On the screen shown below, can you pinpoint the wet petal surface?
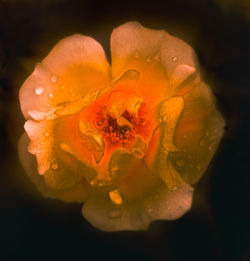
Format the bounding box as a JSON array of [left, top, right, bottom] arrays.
[[19, 22, 225, 231]]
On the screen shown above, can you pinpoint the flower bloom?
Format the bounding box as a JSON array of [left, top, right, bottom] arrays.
[[19, 22, 225, 231]]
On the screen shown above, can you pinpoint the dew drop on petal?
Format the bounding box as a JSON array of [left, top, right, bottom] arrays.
[[196, 164, 202, 171], [154, 52, 161, 61], [132, 148, 144, 159], [51, 75, 57, 83], [108, 209, 122, 219], [175, 159, 185, 167], [49, 93, 54, 98], [171, 186, 177, 191], [51, 163, 58, 170], [109, 189, 123, 205], [34, 86, 44, 95], [199, 137, 206, 147], [172, 56, 178, 62], [60, 143, 72, 153], [133, 50, 140, 58], [208, 143, 214, 151]]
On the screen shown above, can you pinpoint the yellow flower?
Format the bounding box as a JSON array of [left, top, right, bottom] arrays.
[[19, 21, 225, 231]]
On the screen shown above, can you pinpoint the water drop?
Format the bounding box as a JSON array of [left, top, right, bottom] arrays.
[[154, 52, 161, 61], [35, 86, 44, 95], [208, 144, 214, 151], [172, 56, 178, 62], [132, 148, 144, 159], [133, 51, 140, 58], [110, 167, 119, 179], [27, 109, 56, 121], [51, 75, 57, 83], [175, 159, 185, 167], [60, 143, 71, 153], [109, 189, 122, 205], [51, 163, 58, 170], [49, 93, 54, 98], [171, 186, 177, 191], [196, 164, 202, 171], [108, 209, 122, 219], [199, 138, 206, 146]]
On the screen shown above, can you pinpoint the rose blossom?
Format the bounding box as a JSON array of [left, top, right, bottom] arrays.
[[19, 22, 225, 231]]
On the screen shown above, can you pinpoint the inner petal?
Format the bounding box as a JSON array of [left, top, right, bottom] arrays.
[[53, 71, 158, 187]]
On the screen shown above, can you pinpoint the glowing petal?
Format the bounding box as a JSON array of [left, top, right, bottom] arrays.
[[144, 181, 193, 220], [19, 134, 91, 202], [24, 119, 55, 175], [20, 34, 111, 119], [172, 83, 225, 184], [109, 151, 159, 201], [111, 21, 169, 105], [111, 22, 199, 103], [82, 194, 151, 231]]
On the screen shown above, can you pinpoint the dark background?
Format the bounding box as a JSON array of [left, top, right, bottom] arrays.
[[0, 0, 249, 260]]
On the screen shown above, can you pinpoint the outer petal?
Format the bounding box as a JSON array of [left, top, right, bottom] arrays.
[[111, 22, 199, 104], [20, 34, 111, 119], [82, 193, 151, 231], [18, 134, 91, 202], [111, 21, 165, 77], [170, 83, 225, 184], [144, 181, 193, 220], [82, 180, 193, 231]]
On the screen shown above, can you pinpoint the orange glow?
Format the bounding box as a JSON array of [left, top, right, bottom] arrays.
[[19, 21, 225, 231]]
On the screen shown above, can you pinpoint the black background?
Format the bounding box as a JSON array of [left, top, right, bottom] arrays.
[[0, 0, 249, 260]]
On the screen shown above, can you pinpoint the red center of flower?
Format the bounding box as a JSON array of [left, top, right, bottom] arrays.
[[95, 103, 147, 145]]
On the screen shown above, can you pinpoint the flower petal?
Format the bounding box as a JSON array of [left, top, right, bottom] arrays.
[[109, 151, 159, 201], [82, 193, 151, 231], [18, 134, 91, 202], [111, 22, 169, 105], [111, 21, 199, 104], [170, 83, 225, 184], [144, 181, 193, 220], [111, 21, 165, 76], [20, 34, 111, 119]]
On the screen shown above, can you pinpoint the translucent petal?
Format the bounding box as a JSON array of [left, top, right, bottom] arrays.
[[109, 151, 159, 201], [110, 21, 199, 103], [171, 83, 225, 184], [144, 180, 193, 220], [18, 134, 91, 202], [20, 34, 111, 119], [24, 119, 55, 175], [82, 193, 151, 231], [111, 21, 165, 77], [111, 22, 169, 105]]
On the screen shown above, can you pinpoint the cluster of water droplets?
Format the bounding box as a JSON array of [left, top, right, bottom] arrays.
[[133, 50, 163, 63], [33, 74, 57, 99]]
